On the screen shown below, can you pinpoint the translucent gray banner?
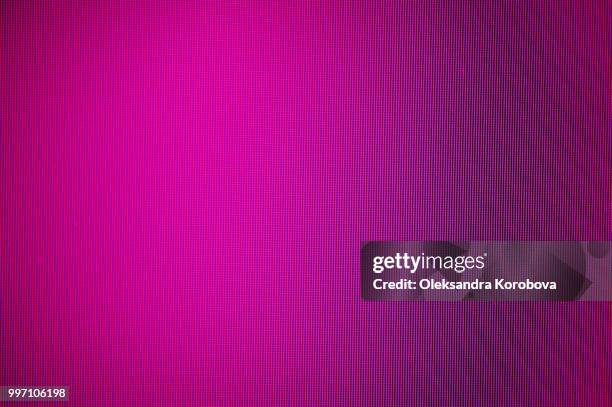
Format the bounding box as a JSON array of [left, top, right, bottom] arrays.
[[361, 241, 612, 301]]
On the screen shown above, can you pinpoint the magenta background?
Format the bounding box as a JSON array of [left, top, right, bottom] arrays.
[[2, 1, 611, 406]]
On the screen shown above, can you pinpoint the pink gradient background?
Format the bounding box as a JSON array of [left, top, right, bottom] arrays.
[[2, 1, 611, 405]]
